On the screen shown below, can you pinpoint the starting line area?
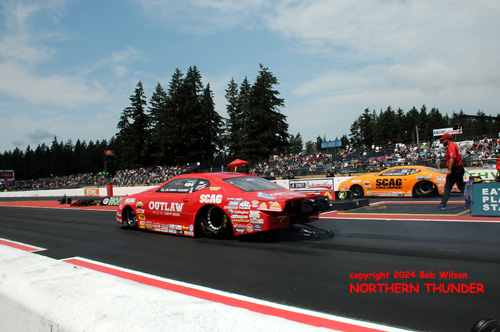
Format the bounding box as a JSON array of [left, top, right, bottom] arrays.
[[321, 201, 500, 223]]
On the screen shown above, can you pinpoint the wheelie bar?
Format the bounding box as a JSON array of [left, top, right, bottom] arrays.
[[291, 223, 334, 239]]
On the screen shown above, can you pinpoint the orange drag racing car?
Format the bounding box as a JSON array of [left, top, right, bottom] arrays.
[[338, 165, 450, 198]]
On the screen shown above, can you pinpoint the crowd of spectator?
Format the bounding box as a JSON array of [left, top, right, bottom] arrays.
[[1, 137, 499, 192], [266, 137, 500, 178], [0, 165, 188, 192]]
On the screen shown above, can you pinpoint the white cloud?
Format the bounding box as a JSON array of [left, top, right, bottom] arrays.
[[268, 0, 500, 61], [267, 0, 500, 142], [0, 33, 55, 65], [0, 1, 137, 107], [80, 47, 143, 79], [0, 62, 108, 107], [133, 0, 271, 32], [0, 0, 66, 64], [134, 0, 500, 109]]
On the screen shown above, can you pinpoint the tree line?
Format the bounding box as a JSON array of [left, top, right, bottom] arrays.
[[1, 63, 499, 181], [0, 138, 109, 181], [346, 106, 500, 149]]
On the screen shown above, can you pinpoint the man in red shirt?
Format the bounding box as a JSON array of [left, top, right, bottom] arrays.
[[437, 133, 466, 209], [495, 154, 500, 182]]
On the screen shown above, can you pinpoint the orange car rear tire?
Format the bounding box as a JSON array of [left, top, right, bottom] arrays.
[[414, 181, 435, 197]]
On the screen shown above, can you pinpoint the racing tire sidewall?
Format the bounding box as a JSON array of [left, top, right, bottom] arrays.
[[125, 208, 138, 229], [414, 181, 435, 197], [350, 185, 364, 198], [199, 206, 232, 239]]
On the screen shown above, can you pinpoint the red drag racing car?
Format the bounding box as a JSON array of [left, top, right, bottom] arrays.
[[116, 172, 330, 239]]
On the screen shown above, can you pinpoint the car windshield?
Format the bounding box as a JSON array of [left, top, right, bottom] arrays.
[[223, 176, 284, 192], [380, 168, 421, 176]]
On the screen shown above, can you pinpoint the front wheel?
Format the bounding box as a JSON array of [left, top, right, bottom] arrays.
[[124, 208, 138, 229], [350, 185, 364, 198], [414, 181, 435, 197], [199, 206, 233, 239]]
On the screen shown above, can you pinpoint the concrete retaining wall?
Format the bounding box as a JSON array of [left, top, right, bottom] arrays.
[[0, 186, 151, 198]]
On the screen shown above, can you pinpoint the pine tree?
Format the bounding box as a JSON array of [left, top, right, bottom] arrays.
[[239, 64, 288, 162], [395, 108, 407, 143], [165, 68, 186, 165], [349, 119, 362, 147], [179, 66, 204, 164], [116, 81, 151, 168], [225, 78, 241, 157], [49, 137, 65, 176], [131, 81, 151, 166], [304, 140, 315, 155], [199, 83, 222, 166], [377, 106, 396, 145], [418, 105, 430, 142], [115, 106, 134, 168], [149, 82, 169, 164], [361, 109, 377, 147], [289, 133, 303, 154]]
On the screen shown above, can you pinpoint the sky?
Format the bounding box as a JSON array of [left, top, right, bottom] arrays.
[[0, 0, 499, 154]]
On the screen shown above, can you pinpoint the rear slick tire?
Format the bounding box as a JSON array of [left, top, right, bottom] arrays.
[[414, 181, 435, 197], [199, 206, 232, 239]]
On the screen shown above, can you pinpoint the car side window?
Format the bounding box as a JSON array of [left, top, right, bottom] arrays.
[[157, 178, 210, 193], [380, 168, 419, 176], [157, 178, 197, 193], [194, 179, 210, 191], [380, 169, 404, 176]]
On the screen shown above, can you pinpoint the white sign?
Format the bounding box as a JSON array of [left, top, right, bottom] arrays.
[[288, 178, 334, 191], [433, 127, 463, 137]]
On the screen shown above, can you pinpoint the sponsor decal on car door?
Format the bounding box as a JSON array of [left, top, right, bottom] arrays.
[[375, 176, 409, 196], [145, 192, 190, 232]]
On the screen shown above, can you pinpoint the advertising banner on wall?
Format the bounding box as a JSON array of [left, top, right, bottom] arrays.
[[288, 178, 335, 191]]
